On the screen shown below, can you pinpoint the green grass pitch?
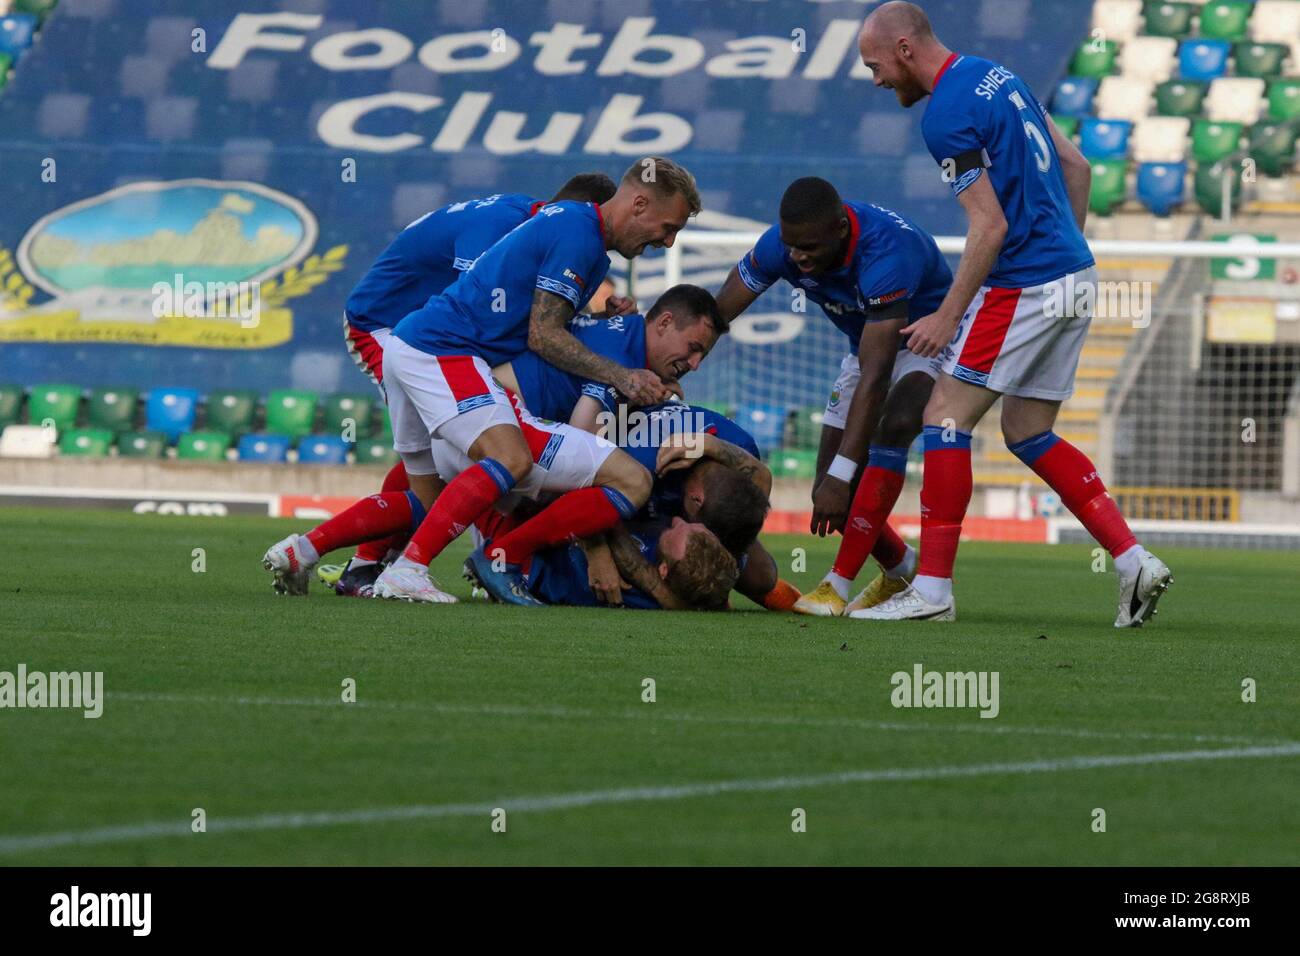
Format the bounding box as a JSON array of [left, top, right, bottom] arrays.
[[0, 507, 1296, 865]]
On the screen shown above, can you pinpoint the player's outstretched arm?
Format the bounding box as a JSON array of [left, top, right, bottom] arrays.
[[1048, 116, 1092, 232], [715, 265, 760, 326], [903, 176, 1007, 358], [527, 287, 669, 405], [606, 526, 689, 610]]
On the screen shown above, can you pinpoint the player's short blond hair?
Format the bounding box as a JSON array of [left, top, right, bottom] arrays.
[[622, 156, 702, 216], [664, 527, 737, 610]]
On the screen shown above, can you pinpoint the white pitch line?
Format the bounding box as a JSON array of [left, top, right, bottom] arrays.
[[107, 691, 1279, 747], [2, 743, 1297, 857]]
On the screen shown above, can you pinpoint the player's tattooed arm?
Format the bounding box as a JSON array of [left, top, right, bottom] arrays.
[[657, 433, 772, 496], [715, 265, 760, 326], [606, 526, 689, 610], [527, 288, 668, 405], [577, 534, 627, 606]]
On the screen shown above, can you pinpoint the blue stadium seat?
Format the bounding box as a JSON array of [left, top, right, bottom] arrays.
[[1080, 119, 1132, 159], [734, 404, 788, 454], [0, 15, 38, 58], [1179, 40, 1231, 82], [1136, 162, 1188, 216], [296, 434, 349, 465], [144, 387, 199, 442], [1051, 77, 1098, 116], [237, 434, 290, 463]]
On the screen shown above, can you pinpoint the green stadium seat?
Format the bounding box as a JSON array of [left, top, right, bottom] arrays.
[[789, 407, 826, 451], [1194, 160, 1242, 217], [0, 53, 12, 91], [1234, 42, 1289, 80], [356, 439, 399, 467], [116, 430, 167, 458], [1143, 1, 1196, 38], [1198, 0, 1253, 41], [375, 408, 393, 440], [26, 383, 80, 432], [1088, 159, 1128, 216], [768, 449, 818, 480], [1267, 79, 1300, 126], [85, 387, 138, 433], [14, 0, 61, 20], [1154, 79, 1207, 118], [1191, 119, 1243, 163], [0, 384, 22, 427], [321, 393, 374, 440], [1249, 122, 1299, 177], [176, 431, 232, 461], [204, 388, 258, 436], [1068, 39, 1119, 79], [264, 389, 317, 439], [1051, 114, 1079, 138], [59, 428, 113, 457]]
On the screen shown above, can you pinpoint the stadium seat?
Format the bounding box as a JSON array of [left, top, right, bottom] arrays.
[[1133, 117, 1191, 162], [355, 439, 399, 467], [0, 14, 37, 58], [1094, 77, 1154, 123], [1249, 121, 1299, 177], [1081, 119, 1133, 159], [789, 407, 826, 451], [1051, 114, 1079, 138], [1136, 162, 1188, 215], [204, 389, 258, 436], [1069, 39, 1119, 79], [1198, 0, 1254, 41], [116, 430, 167, 459], [1092, 0, 1145, 42], [1089, 159, 1130, 215], [769, 449, 818, 480], [1143, 1, 1197, 38], [297, 434, 350, 465], [1234, 42, 1289, 80], [0, 383, 22, 427], [321, 393, 374, 440], [1178, 40, 1231, 82], [85, 387, 138, 433], [1205, 78, 1265, 125], [1154, 79, 1207, 117], [1051, 78, 1098, 117], [1250, 2, 1300, 47], [733, 404, 788, 454], [0, 52, 12, 92], [264, 389, 317, 439], [59, 428, 113, 457], [1118, 37, 1178, 83], [1192, 119, 1244, 162], [1194, 160, 1243, 216], [375, 408, 393, 440], [237, 434, 290, 463], [26, 383, 80, 432], [144, 387, 199, 442], [0, 424, 54, 458], [177, 431, 231, 461], [1267, 79, 1300, 126], [14, 0, 60, 20]]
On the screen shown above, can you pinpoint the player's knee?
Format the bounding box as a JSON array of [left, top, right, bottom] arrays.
[[877, 407, 924, 446], [494, 446, 534, 483]]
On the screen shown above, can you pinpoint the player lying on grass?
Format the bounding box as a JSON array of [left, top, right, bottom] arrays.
[[331, 171, 618, 596], [853, 1, 1170, 625], [264, 157, 699, 602], [714, 176, 953, 616]]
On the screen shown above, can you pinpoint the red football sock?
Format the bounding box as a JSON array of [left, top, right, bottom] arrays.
[[403, 459, 514, 566], [490, 486, 635, 566], [831, 460, 907, 579], [917, 427, 972, 580], [305, 492, 412, 557], [355, 462, 413, 563], [1015, 433, 1137, 557]]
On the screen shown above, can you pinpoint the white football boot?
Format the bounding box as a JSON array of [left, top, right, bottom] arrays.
[[371, 564, 457, 604], [848, 582, 955, 621], [262, 535, 314, 596], [1114, 551, 1172, 628]]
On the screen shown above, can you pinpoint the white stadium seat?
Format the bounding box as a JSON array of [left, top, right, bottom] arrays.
[[1091, 0, 1144, 43], [1132, 116, 1191, 163], [1251, 1, 1300, 46], [1119, 36, 1178, 83], [1094, 76, 1154, 124], [1205, 77, 1266, 125], [0, 425, 56, 459]]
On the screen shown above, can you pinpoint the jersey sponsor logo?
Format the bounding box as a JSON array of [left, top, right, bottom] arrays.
[[563, 268, 586, 289], [868, 288, 908, 306]]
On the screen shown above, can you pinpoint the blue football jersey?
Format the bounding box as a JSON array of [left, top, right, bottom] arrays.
[[394, 201, 611, 367], [736, 200, 951, 355], [527, 524, 662, 610], [510, 313, 647, 422], [921, 54, 1095, 288], [345, 193, 541, 334]]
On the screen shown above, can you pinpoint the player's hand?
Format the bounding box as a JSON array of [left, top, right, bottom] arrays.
[[655, 432, 708, 476], [901, 310, 959, 359], [810, 475, 852, 537], [664, 379, 685, 401], [620, 368, 670, 405], [603, 295, 637, 317], [586, 551, 629, 606]]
